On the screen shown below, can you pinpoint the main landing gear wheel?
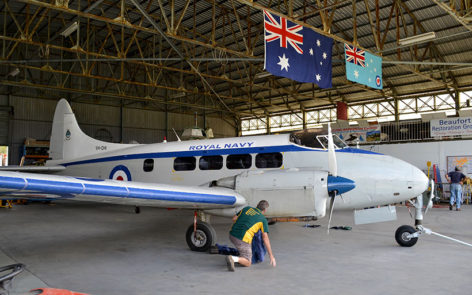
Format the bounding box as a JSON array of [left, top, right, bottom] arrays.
[[185, 221, 216, 252], [395, 225, 418, 247]]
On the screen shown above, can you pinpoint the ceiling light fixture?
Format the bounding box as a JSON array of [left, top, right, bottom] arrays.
[[398, 32, 436, 46], [255, 72, 272, 78], [60, 22, 78, 37], [8, 68, 20, 77]]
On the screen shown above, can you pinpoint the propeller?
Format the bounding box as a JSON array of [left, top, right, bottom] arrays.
[[325, 123, 356, 233]]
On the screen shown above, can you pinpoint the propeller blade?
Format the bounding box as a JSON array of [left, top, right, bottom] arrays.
[[327, 192, 336, 234], [327, 123, 337, 177], [425, 179, 435, 215]]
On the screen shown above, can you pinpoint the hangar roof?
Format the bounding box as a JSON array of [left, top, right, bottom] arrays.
[[1, 0, 472, 123]]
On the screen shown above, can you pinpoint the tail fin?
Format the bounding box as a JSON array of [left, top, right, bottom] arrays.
[[49, 99, 137, 161]]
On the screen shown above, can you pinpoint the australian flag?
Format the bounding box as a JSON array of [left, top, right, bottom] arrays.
[[345, 44, 383, 89], [263, 10, 333, 88]]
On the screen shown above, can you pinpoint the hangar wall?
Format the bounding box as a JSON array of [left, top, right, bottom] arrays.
[[363, 140, 472, 178], [3, 95, 236, 165]]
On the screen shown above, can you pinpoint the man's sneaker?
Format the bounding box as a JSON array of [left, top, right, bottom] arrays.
[[225, 256, 235, 272], [449, 204, 453, 211], [209, 245, 219, 254], [457, 208, 461, 211]]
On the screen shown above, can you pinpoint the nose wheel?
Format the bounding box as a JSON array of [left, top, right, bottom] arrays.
[[395, 225, 418, 247], [395, 192, 472, 248]]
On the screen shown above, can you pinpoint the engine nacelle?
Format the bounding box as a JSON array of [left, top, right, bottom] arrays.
[[205, 169, 330, 218]]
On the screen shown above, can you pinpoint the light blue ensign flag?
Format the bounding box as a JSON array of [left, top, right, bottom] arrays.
[[344, 44, 382, 89]]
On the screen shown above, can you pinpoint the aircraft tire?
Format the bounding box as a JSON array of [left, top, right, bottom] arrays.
[[185, 221, 214, 252], [395, 225, 418, 247]]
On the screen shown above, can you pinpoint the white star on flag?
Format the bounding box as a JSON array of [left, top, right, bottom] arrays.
[[309, 48, 313, 55], [316, 74, 321, 81], [277, 54, 290, 71], [323, 52, 327, 59], [354, 70, 359, 78], [316, 39, 321, 47]]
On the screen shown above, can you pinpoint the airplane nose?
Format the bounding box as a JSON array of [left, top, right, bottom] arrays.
[[411, 166, 429, 196]]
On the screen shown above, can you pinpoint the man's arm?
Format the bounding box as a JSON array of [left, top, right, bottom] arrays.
[[232, 209, 243, 222], [460, 174, 467, 184], [262, 232, 276, 267], [445, 173, 450, 183]]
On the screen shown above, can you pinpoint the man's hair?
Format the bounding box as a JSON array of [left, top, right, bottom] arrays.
[[456, 166, 462, 171], [256, 200, 269, 211]]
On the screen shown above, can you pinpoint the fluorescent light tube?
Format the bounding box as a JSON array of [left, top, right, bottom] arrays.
[[398, 32, 436, 46], [60, 22, 78, 37]]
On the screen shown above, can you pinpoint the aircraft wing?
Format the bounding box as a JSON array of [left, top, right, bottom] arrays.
[[0, 171, 246, 209]]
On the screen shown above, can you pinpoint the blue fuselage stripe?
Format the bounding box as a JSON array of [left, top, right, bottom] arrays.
[[0, 176, 236, 205], [62, 145, 379, 167]]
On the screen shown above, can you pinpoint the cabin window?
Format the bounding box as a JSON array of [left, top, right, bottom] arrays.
[[143, 159, 154, 172], [199, 155, 223, 170], [255, 153, 283, 168], [174, 157, 196, 171], [226, 154, 252, 169]]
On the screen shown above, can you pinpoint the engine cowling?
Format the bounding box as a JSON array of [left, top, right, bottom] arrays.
[[205, 169, 330, 218]]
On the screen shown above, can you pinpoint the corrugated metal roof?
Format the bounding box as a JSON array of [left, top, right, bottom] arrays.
[[1, 0, 472, 118]]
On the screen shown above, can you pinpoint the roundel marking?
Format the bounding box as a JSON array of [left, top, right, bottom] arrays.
[[376, 75, 381, 87], [109, 165, 132, 181]]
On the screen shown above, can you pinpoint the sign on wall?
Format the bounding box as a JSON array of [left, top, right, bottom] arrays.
[[333, 125, 381, 143], [430, 117, 472, 137]]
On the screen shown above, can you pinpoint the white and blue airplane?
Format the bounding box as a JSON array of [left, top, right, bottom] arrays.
[[0, 99, 429, 250]]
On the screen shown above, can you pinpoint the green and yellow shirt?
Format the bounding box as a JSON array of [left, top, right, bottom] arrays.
[[229, 206, 269, 244]]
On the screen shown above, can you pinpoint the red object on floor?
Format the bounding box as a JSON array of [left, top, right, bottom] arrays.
[[30, 288, 90, 295]]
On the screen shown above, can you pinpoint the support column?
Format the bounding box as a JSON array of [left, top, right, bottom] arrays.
[[266, 114, 270, 134], [336, 101, 348, 121]]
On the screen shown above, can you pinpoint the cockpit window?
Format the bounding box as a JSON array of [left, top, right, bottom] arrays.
[[315, 135, 348, 149], [290, 129, 348, 149]]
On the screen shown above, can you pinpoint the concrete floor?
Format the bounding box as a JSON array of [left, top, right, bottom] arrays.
[[1, 201, 471, 295]]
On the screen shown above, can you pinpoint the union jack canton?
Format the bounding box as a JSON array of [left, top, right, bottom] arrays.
[[344, 44, 366, 67]]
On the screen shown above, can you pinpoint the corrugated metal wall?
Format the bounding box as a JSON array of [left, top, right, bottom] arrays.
[[5, 96, 236, 164], [0, 95, 10, 146], [9, 96, 56, 164]]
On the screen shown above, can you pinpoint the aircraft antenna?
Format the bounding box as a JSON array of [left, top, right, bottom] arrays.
[[172, 128, 181, 142]]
